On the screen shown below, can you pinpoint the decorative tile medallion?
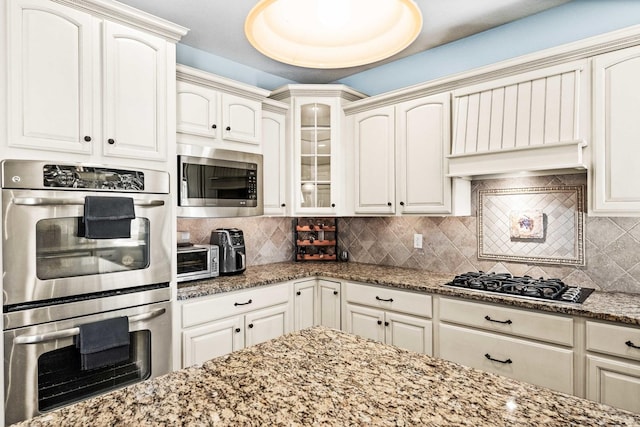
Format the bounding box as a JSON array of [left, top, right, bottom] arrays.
[[478, 186, 585, 266]]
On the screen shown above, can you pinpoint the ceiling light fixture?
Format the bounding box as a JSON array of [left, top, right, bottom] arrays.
[[244, 0, 423, 69]]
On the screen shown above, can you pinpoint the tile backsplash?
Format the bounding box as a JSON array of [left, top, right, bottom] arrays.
[[178, 173, 640, 294]]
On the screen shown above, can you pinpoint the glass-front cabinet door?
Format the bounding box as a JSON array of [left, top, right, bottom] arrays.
[[295, 98, 339, 214]]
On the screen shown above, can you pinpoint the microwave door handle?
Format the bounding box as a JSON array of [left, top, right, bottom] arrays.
[[12, 197, 165, 207], [13, 308, 166, 345]]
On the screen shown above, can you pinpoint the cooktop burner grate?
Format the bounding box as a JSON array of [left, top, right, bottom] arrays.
[[445, 272, 594, 304]]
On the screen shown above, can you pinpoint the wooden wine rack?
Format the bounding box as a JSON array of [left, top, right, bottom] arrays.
[[294, 218, 338, 262]]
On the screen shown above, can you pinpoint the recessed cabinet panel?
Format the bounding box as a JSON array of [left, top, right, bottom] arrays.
[[293, 280, 316, 330], [9, 0, 94, 154], [262, 109, 287, 215], [222, 93, 261, 145], [318, 280, 341, 329], [386, 312, 432, 355], [177, 83, 219, 138], [592, 46, 640, 215], [586, 355, 640, 413], [345, 303, 385, 343], [244, 303, 290, 347], [182, 316, 243, 367], [439, 323, 573, 394], [103, 21, 167, 160]]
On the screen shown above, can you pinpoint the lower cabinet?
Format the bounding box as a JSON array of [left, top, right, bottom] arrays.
[[293, 278, 341, 331], [180, 283, 292, 368], [585, 320, 640, 413], [437, 297, 574, 395], [343, 282, 433, 355]]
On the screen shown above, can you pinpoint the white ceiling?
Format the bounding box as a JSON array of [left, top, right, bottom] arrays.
[[117, 0, 572, 84]]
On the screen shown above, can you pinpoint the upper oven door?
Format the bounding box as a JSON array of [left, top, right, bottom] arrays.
[[2, 189, 171, 306]]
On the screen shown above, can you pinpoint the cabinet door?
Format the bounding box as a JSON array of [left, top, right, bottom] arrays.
[[586, 355, 640, 413], [345, 303, 385, 343], [439, 323, 574, 394], [222, 93, 261, 145], [293, 280, 316, 331], [318, 280, 341, 329], [592, 46, 640, 215], [353, 106, 396, 214], [396, 93, 452, 214], [8, 0, 95, 154], [295, 98, 340, 215], [176, 81, 219, 138], [245, 303, 291, 347], [182, 316, 243, 368], [103, 20, 167, 161], [385, 312, 432, 355], [262, 110, 287, 215]]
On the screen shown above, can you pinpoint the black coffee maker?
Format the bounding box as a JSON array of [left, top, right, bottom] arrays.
[[210, 228, 246, 275]]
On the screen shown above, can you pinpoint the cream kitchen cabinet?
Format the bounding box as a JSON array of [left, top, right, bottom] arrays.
[[180, 283, 292, 368], [343, 282, 432, 355], [438, 297, 575, 394], [590, 45, 640, 216], [176, 65, 269, 152], [270, 85, 367, 216], [262, 100, 289, 216], [350, 93, 469, 215], [293, 278, 341, 331], [6, 0, 185, 166], [585, 320, 640, 413]]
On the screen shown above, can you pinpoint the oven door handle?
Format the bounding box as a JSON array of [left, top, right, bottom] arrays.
[[12, 197, 165, 207], [13, 308, 166, 345]]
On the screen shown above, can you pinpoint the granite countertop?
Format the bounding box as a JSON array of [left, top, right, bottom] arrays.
[[18, 327, 640, 426], [178, 262, 640, 326]]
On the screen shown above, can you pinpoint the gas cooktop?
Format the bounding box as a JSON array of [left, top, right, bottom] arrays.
[[444, 272, 594, 304]]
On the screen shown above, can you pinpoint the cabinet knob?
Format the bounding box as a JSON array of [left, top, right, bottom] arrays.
[[211, 124, 217, 129], [248, 323, 254, 329], [235, 328, 241, 333], [384, 321, 389, 327], [387, 202, 392, 207], [226, 126, 231, 131], [107, 138, 115, 145], [281, 203, 286, 207], [377, 320, 382, 325], [296, 291, 301, 296], [333, 290, 338, 295], [84, 136, 92, 142], [331, 203, 336, 208], [399, 201, 405, 206]]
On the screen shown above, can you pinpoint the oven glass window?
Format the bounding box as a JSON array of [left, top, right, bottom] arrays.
[[37, 330, 151, 412], [177, 250, 209, 275], [36, 217, 150, 280]]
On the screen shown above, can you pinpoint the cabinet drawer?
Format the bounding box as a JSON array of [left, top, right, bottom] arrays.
[[182, 283, 290, 328], [344, 282, 432, 318], [439, 324, 574, 394], [586, 321, 640, 362], [439, 297, 573, 346]]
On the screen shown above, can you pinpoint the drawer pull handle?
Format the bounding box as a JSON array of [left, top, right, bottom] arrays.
[[375, 296, 394, 302], [485, 353, 512, 364], [626, 340, 640, 349], [234, 299, 253, 306], [484, 315, 512, 325]]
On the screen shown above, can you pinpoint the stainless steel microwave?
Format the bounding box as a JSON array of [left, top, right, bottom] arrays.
[[177, 146, 263, 217]]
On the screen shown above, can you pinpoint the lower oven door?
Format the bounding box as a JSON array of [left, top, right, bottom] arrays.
[[3, 300, 171, 425]]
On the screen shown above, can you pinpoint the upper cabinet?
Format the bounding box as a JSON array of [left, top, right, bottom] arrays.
[[176, 65, 270, 153], [262, 99, 289, 216], [270, 85, 367, 216], [350, 93, 469, 216], [590, 45, 640, 216], [5, 0, 187, 167], [448, 61, 590, 178]]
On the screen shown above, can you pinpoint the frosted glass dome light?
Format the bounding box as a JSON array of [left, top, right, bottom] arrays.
[[244, 0, 423, 69]]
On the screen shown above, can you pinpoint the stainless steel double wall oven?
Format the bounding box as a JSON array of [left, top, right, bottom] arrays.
[[2, 160, 172, 425]]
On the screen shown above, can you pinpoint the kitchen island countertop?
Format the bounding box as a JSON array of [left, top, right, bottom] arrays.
[[178, 262, 640, 326], [17, 326, 640, 426]]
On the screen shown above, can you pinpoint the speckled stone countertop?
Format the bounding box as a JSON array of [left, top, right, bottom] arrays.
[[178, 262, 640, 326], [17, 327, 640, 426]]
